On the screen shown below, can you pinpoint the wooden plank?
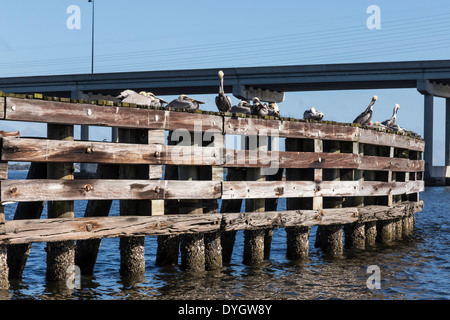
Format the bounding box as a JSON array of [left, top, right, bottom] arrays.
[[0, 200, 423, 244], [0, 214, 223, 244], [222, 180, 424, 199], [1, 137, 221, 166], [224, 117, 357, 141], [357, 128, 425, 151], [0, 97, 4, 120], [0, 179, 222, 202], [0, 162, 7, 180], [4, 97, 222, 132]]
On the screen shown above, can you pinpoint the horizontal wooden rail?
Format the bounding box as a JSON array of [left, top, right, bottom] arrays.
[[0, 179, 423, 202], [1, 137, 424, 171], [0, 179, 221, 202], [3, 97, 222, 132], [224, 117, 425, 151], [1, 97, 424, 152], [0, 201, 423, 244], [222, 180, 424, 199]]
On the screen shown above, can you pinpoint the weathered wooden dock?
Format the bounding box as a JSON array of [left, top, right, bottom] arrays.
[[0, 92, 424, 288]]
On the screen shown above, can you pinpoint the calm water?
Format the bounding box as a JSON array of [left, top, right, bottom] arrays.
[[1, 171, 449, 300]]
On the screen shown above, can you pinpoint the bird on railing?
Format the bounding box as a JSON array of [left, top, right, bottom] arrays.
[[303, 107, 324, 120], [250, 97, 269, 116], [215, 70, 232, 112], [167, 94, 205, 110], [230, 100, 252, 114], [353, 95, 377, 125], [381, 104, 400, 127], [117, 89, 168, 107], [268, 102, 281, 117]]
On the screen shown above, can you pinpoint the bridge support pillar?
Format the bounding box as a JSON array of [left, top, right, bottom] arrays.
[[423, 94, 434, 181]]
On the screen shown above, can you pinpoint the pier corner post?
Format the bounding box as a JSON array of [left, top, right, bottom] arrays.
[[0, 205, 9, 289], [46, 124, 75, 282]]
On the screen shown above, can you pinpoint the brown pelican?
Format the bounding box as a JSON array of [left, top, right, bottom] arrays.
[[353, 95, 377, 125], [303, 107, 324, 120], [381, 104, 400, 127], [215, 70, 232, 112], [268, 102, 280, 117], [251, 97, 269, 117], [167, 94, 205, 110], [117, 89, 168, 107], [230, 100, 251, 114]]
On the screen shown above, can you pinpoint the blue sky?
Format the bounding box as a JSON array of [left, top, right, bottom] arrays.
[[1, 0, 449, 164]]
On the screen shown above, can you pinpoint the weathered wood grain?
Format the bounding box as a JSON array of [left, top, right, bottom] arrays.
[[0, 201, 423, 244], [4, 97, 222, 132], [1, 137, 423, 171], [0, 97, 4, 120], [222, 180, 424, 199], [0, 162, 7, 180], [0, 179, 222, 202], [1, 137, 221, 166], [357, 128, 425, 151]]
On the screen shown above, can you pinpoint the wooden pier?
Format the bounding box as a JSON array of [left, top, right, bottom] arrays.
[[0, 92, 424, 288]]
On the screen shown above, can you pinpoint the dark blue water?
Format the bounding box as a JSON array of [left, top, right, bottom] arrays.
[[1, 171, 449, 300]]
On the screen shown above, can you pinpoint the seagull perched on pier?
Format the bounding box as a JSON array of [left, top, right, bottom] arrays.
[[117, 89, 168, 107], [381, 104, 400, 127], [303, 107, 324, 120], [215, 70, 232, 112], [167, 94, 205, 110], [268, 102, 281, 117], [251, 97, 269, 117], [230, 100, 252, 114], [353, 95, 377, 125]]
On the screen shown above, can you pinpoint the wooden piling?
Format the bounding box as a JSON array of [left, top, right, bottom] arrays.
[[377, 219, 395, 244], [7, 163, 46, 278], [220, 168, 245, 264], [118, 128, 149, 278], [75, 164, 118, 275], [179, 132, 205, 272], [46, 124, 75, 281], [0, 205, 8, 289], [243, 135, 266, 265], [156, 131, 180, 267], [285, 138, 311, 260], [202, 133, 223, 271], [316, 141, 343, 256], [365, 221, 378, 247]]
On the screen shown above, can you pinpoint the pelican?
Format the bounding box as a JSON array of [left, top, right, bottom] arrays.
[[268, 102, 280, 117], [215, 70, 232, 112], [303, 107, 324, 120], [353, 95, 377, 125], [117, 89, 168, 107], [167, 94, 205, 110], [251, 97, 269, 117], [230, 100, 251, 114], [381, 104, 400, 127]]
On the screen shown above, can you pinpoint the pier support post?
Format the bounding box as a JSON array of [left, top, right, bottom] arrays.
[[344, 222, 366, 250], [402, 214, 414, 236], [365, 221, 378, 247], [75, 164, 117, 275], [243, 135, 266, 266], [0, 205, 9, 289], [179, 132, 205, 272], [220, 168, 245, 264], [156, 131, 180, 267], [118, 128, 149, 278], [317, 141, 343, 256], [377, 219, 395, 244], [46, 124, 75, 281], [7, 163, 46, 278], [285, 138, 311, 260], [202, 133, 223, 271]]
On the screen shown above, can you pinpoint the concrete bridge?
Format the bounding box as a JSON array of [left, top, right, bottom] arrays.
[[1, 59, 449, 185]]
